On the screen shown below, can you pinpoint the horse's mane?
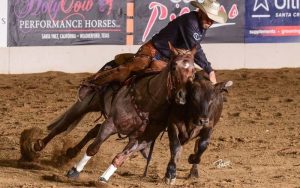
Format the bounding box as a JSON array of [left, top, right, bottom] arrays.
[[176, 48, 193, 55]]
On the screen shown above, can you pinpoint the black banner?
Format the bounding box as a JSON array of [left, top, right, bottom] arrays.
[[8, 0, 126, 46], [134, 0, 244, 44]]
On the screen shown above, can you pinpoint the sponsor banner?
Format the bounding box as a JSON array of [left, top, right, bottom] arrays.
[[8, 0, 126, 46], [245, 0, 300, 43], [134, 0, 244, 44], [0, 0, 8, 47]]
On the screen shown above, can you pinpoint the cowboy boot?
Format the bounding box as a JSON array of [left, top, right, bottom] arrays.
[[144, 60, 167, 74]]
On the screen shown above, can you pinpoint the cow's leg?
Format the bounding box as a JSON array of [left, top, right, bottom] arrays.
[[165, 123, 182, 185], [99, 138, 150, 182], [188, 127, 212, 178], [33, 92, 101, 152], [66, 118, 116, 179], [66, 123, 101, 159]]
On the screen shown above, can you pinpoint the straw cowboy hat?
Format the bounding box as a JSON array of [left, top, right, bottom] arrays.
[[191, 0, 228, 24]]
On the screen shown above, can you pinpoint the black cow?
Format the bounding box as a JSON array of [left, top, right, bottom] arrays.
[[164, 72, 233, 184]]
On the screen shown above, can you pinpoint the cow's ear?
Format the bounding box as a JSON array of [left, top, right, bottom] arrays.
[[215, 80, 233, 93]]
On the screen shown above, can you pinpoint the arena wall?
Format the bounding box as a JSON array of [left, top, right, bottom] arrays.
[[0, 0, 7, 48], [0, 43, 299, 74], [1, 0, 299, 74]]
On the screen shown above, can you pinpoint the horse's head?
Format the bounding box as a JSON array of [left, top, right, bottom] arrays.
[[168, 42, 196, 105], [187, 75, 233, 127]]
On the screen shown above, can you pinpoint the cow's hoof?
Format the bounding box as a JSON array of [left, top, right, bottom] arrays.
[[99, 176, 108, 183], [66, 167, 80, 179], [188, 165, 199, 179], [165, 177, 176, 185]]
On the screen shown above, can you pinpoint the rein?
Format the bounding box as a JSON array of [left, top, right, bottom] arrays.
[[128, 81, 149, 125], [166, 69, 178, 103]]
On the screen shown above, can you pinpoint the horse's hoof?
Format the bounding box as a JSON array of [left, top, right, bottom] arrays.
[[66, 148, 78, 159], [66, 167, 80, 179], [165, 177, 176, 185], [33, 139, 44, 152], [20, 127, 43, 162], [99, 176, 108, 183]]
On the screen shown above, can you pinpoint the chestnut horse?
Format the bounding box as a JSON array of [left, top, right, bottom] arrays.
[[65, 44, 196, 182], [21, 44, 195, 163], [164, 73, 233, 184]]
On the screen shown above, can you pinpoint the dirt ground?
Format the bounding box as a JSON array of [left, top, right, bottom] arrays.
[[0, 68, 299, 188]]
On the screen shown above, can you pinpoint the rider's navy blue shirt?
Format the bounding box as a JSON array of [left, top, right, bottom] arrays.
[[151, 11, 213, 74]]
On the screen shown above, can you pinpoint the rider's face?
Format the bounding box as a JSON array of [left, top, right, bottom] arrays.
[[199, 11, 214, 29]]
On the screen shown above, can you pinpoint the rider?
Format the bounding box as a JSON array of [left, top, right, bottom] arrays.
[[85, 0, 227, 87]]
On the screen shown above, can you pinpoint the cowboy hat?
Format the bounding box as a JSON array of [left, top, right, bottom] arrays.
[[190, 0, 228, 24]]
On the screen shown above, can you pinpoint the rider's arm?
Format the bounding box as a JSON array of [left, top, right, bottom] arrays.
[[209, 71, 217, 84], [180, 13, 214, 79]]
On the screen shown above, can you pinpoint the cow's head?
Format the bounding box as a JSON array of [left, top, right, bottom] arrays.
[[187, 75, 233, 127]]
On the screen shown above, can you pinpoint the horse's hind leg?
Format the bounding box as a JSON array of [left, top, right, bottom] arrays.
[[188, 127, 212, 179], [67, 118, 116, 179], [34, 92, 101, 152], [66, 123, 101, 159]]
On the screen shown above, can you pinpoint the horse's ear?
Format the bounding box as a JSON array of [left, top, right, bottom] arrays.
[[168, 41, 178, 56], [191, 45, 197, 56]]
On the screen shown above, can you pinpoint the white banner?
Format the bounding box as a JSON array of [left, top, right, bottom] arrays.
[[0, 0, 7, 47]]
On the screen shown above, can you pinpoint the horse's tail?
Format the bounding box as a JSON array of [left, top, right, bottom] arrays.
[[143, 139, 156, 177]]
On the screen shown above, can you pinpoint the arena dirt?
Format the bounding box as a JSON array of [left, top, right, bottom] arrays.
[[0, 69, 299, 188]]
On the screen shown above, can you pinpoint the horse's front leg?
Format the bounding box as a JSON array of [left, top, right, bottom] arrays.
[[66, 123, 101, 159], [188, 127, 212, 179], [99, 138, 150, 182], [165, 123, 182, 185], [66, 118, 116, 179]]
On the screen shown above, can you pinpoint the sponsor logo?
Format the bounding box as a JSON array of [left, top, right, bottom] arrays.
[[251, 0, 300, 18], [193, 33, 201, 40]]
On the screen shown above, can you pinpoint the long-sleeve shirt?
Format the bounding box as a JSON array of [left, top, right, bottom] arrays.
[[151, 11, 213, 74]]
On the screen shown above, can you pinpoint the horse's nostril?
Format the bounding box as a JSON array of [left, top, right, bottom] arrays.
[[179, 90, 183, 98]]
